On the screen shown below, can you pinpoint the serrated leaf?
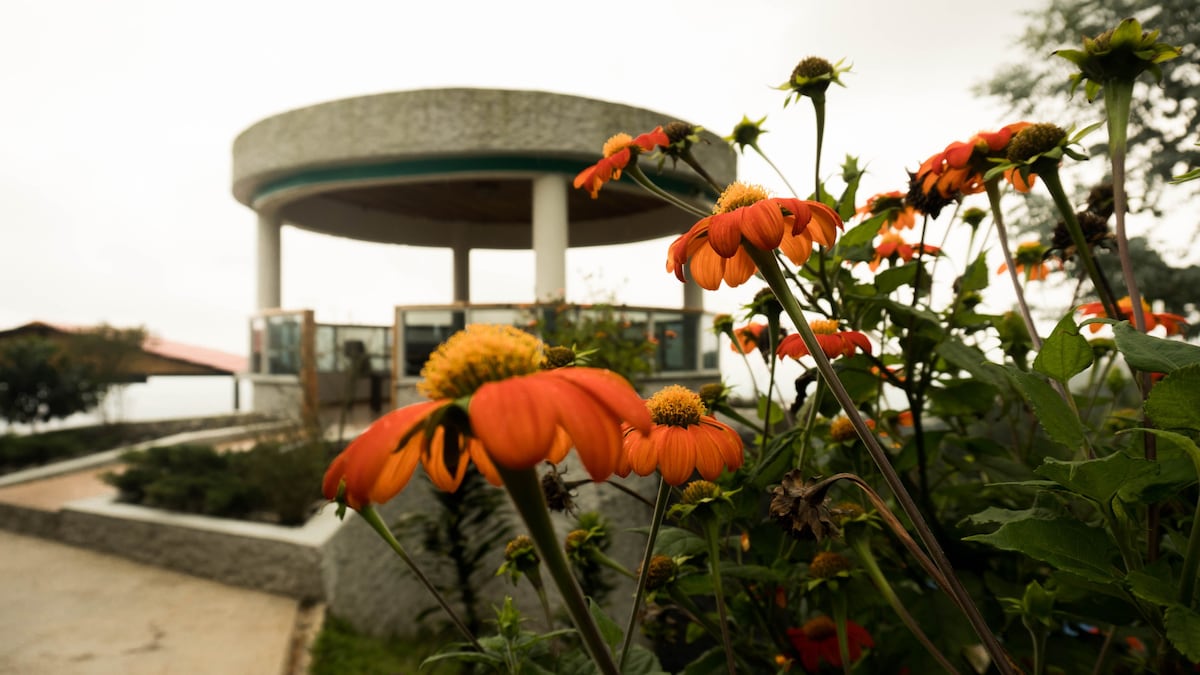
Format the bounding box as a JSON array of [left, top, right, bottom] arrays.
[[1145, 364, 1200, 432], [1111, 322, 1200, 373], [965, 518, 1121, 583], [1034, 313, 1093, 383], [836, 212, 886, 250], [995, 365, 1087, 451], [1125, 564, 1178, 607], [875, 263, 920, 294], [1166, 605, 1200, 661], [756, 394, 784, 425], [1035, 453, 1158, 511], [1119, 439, 1198, 504], [964, 505, 1057, 526]]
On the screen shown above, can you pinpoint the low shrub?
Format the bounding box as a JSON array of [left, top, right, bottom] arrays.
[[106, 439, 335, 525]]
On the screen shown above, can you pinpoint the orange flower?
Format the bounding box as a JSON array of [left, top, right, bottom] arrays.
[[910, 122, 1034, 217], [867, 231, 940, 272], [621, 385, 744, 486], [777, 320, 871, 360], [997, 240, 1058, 281], [573, 127, 669, 198], [787, 616, 874, 672], [322, 324, 652, 510], [730, 322, 767, 354], [1078, 296, 1188, 336], [856, 191, 916, 231], [667, 182, 843, 290]]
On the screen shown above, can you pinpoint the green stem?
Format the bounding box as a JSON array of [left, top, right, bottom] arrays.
[[495, 465, 619, 675], [1178, 444, 1200, 607], [751, 143, 801, 198], [1037, 166, 1120, 321], [811, 95, 826, 201], [850, 535, 960, 674], [527, 567, 556, 632], [668, 586, 723, 641], [831, 591, 852, 675], [1105, 79, 1146, 334], [681, 149, 724, 195], [762, 314, 782, 449], [626, 164, 710, 218], [619, 479, 672, 669], [794, 376, 823, 472], [744, 245, 1017, 675], [359, 505, 482, 651], [1029, 621, 1048, 675], [703, 519, 737, 675], [985, 179, 1043, 351]]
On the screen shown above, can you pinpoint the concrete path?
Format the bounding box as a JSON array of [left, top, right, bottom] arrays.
[[0, 530, 304, 675]]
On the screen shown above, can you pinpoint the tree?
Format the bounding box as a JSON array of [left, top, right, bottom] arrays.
[[980, 0, 1199, 208], [65, 324, 147, 423], [0, 337, 103, 430]]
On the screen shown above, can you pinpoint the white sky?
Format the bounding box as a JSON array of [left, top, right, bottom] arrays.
[[0, 0, 1048, 356]]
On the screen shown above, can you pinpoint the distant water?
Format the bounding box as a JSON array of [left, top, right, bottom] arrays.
[[2, 376, 253, 436]]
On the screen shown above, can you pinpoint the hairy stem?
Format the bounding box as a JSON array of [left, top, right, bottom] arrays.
[[619, 479, 672, 669]]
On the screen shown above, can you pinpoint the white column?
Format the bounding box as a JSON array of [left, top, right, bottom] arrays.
[[452, 244, 470, 303], [532, 174, 568, 301], [256, 212, 282, 310]]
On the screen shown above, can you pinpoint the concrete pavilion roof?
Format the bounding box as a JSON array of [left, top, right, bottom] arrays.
[[231, 88, 737, 249]]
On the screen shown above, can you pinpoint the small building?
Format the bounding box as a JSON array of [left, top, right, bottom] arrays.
[[231, 88, 737, 424]]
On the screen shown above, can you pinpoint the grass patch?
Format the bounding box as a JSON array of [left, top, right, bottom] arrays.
[[309, 614, 464, 675]]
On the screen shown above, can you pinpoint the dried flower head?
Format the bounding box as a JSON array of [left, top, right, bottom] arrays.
[[770, 470, 840, 541]]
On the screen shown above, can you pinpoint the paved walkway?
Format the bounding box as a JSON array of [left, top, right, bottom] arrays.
[[0, 529, 306, 675]]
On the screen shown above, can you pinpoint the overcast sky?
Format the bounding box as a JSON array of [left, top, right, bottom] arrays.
[[0, 0, 1047, 356]]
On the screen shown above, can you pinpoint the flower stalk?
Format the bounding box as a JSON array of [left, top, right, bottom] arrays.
[[703, 517, 738, 675], [495, 465, 619, 675], [359, 505, 482, 652], [744, 245, 1017, 675], [618, 478, 672, 669], [1036, 165, 1120, 321]]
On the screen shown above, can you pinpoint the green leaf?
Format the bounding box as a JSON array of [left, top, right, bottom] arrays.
[[1119, 439, 1198, 504], [874, 263, 920, 294], [756, 394, 784, 425], [589, 598, 622, 652], [929, 379, 998, 416], [965, 518, 1122, 583], [835, 213, 885, 251], [963, 505, 1058, 527], [995, 365, 1088, 451], [958, 252, 990, 293], [1034, 313, 1093, 384], [1145, 364, 1200, 432], [1034, 453, 1158, 511], [1165, 604, 1200, 661], [937, 339, 1007, 390], [1111, 321, 1200, 373], [653, 527, 707, 558], [622, 645, 666, 675], [1126, 564, 1178, 607]]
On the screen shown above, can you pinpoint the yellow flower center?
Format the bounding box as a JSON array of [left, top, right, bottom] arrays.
[[714, 182, 770, 215], [810, 319, 839, 335], [418, 324, 543, 400], [809, 551, 852, 579], [647, 385, 705, 426], [829, 416, 856, 442], [601, 133, 634, 158], [681, 479, 720, 504]]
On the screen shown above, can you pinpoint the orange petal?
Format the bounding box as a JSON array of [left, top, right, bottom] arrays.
[[539, 376, 623, 481], [470, 377, 559, 470], [657, 426, 697, 486], [722, 247, 758, 288], [706, 211, 744, 258]]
